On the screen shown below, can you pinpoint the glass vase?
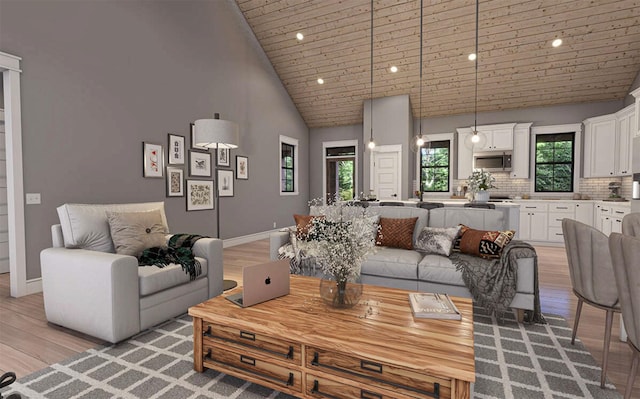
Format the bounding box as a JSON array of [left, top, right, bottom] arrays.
[[319, 275, 363, 308]]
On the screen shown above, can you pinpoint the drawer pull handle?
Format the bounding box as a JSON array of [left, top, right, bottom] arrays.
[[311, 380, 341, 399], [556, 218, 562, 222], [615, 211, 625, 214], [240, 355, 255, 366], [204, 348, 212, 361], [203, 326, 212, 337], [240, 331, 256, 341], [361, 389, 382, 399], [556, 206, 569, 209], [556, 233, 563, 236], [525, 206, 537, 209], [360, 360, 383, 374]]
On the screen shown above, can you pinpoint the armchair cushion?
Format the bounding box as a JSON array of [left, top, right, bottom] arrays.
[[107, 210, 168, 256]]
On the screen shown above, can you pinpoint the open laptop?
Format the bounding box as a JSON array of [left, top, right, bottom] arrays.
[[226, 261, 290, 307]]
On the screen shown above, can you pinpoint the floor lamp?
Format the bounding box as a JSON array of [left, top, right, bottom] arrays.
[[194, 114, 239, 291]]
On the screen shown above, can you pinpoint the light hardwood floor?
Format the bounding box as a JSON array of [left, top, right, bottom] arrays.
[[0, 240, 638, 398]]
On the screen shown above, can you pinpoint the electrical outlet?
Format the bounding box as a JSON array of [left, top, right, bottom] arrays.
[[273, 222, 277, 228], [26, 193, 41, 205]]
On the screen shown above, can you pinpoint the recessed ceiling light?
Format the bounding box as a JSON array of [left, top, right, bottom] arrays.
[[468, 53, 477, 61], [552, 38, 562, 47], [317, 78, 324, 85], [296, 32, 304, 41], [390, 66, 398, 73]]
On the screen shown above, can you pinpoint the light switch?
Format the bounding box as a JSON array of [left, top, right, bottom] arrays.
[[26, 193, 41, 204]]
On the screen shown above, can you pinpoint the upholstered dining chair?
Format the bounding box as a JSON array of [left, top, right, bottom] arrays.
[[608, 233, 640, 399], [622, 212, 640, 237], [562, 218, 620, 388], [379, 201, 404, 206], [417, 201, 444, 210]]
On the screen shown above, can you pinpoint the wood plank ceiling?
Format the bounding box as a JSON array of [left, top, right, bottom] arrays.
[[236, 0, 640, 128]]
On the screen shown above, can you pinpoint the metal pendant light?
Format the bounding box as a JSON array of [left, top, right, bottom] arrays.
[[471, 0, 480, 143], [416, 0, 425, 148], [368, 0, 376, 150]]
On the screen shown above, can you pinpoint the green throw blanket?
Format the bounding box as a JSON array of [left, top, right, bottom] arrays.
[[450, 240, 546, 324], [138, 234, 207, 280]]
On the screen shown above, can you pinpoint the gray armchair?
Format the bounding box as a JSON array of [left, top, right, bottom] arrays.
[[608, 233, 640, 399], [622, 212, 640, 237], [562, 218, 620, 388]]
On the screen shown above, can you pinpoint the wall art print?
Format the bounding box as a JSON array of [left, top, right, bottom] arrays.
[[143, 142, 164, 178], [217, 148, 230, 167], [166, 167, 184, 197], [189, 150, 212, 177], [236, 155, 248, 180], [218, 169, 234, 197], [186, 180, 214, 211], [168, 134, 185, 165]]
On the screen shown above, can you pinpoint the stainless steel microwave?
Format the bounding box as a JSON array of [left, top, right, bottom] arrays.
[[473, 151, 512, 172]]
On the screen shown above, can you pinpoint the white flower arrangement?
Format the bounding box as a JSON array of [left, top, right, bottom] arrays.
[[467, 169, 497, 193], [305, 199, 379, 283]]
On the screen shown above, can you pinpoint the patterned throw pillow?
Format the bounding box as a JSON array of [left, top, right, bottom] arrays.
[[293, 214, 324, 240], [376, 217, 418, 250], [456, 224, 515, 259], [415, 226, 461, 256]]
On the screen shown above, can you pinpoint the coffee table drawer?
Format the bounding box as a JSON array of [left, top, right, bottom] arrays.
[[306, 374, 415, 399], [203, 343, 301, 392], [203, 322, 301, 365], [306, 347, 449, 398]]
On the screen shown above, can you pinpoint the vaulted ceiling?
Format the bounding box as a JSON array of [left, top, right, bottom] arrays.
[[236, 0, 640, 128]]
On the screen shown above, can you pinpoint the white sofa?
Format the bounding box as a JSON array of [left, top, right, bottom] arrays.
[[270, 206, 536, 315], [40, 202, 223, 343]]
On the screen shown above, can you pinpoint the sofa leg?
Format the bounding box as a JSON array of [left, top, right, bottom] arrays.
[[515, 308, 525, 323]]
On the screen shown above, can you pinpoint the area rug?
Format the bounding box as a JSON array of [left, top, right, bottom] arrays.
[[1, 307, 622, 399]]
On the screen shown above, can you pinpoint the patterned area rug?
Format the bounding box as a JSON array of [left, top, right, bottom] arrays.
[[1, 307, 622, 399]]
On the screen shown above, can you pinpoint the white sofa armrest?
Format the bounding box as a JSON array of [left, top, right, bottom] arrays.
[[270, 231, 290, 260], [191, 237, 224, 298], [40, 247, 140, 343]]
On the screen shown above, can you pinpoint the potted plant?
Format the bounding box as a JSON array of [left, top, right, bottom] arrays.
[[467, 169, 496, 202]]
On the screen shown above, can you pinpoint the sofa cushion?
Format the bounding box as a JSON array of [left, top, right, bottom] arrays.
[[415, 226, 461, 256], [293, 214, 324, 240], [456, 225, 515, 259], [417, 255, 466, 287], [138, 256, 208, 296], [362, 248, 422, 279], [377, 217, 418, 250], [107, 210, 168, 256], [57, 202, 168, 252]]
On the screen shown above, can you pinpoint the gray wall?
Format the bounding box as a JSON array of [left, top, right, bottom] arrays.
[[0, 0, 309, 279]]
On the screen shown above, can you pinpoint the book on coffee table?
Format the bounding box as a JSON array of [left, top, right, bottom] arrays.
[[408, 292, 462, 320]]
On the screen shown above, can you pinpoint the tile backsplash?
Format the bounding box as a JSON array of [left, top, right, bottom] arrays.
[[451, 174, 633, 200]]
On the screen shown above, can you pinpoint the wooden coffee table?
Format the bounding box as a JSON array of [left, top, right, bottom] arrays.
[[189, 272, 475, 399]]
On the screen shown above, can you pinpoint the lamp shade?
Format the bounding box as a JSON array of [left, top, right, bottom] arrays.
[[194, 118, 239, 149]]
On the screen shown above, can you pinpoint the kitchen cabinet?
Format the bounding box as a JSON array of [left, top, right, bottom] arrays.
[[456, 130, 473, 180], [456, 123, 520, 180], [631, 87, 640, 138], [547, 202, 575, 243], [474, 124, 517, 151], [511, 123, 532, 178], [595, 203, 630, 235], [615, 105, 634, 176], [574, 202, 594, 226], [583, 105, 634, 177], [518, 202, 548, 241]]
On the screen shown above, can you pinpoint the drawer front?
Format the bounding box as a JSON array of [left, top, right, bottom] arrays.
[[549, 203, 575, 213], [548, 212, 574, 228], [306, 347, 448, 398], [519, 203, 548, 212], [611, 207, 629, 217], [203, 344, 301, 391], [203, 322, 301, 365], [548, 227, 565, 242], [597, 205, 612, 215], [306, 374, 427, 399]]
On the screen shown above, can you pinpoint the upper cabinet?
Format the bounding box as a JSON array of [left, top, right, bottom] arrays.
[[631, 87, 640, 138], [456, 123, 521, 180], [474, 123, 516, 151], [583, 104, 635, 177], [511, 123, 532, 179]]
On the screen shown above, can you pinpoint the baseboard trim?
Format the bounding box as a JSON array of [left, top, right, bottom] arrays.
[[26, 277, 42, 295], [223, 229, 283, 248]]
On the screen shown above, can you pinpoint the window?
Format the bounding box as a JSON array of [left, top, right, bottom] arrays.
[[534, 132, 575, 192], [280, 135, 298, 195], [325, 145, 356, 202], [419, 140, 450, 192]]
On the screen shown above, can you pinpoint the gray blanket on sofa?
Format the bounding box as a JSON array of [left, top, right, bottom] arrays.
[[450, 240, 545, 324]]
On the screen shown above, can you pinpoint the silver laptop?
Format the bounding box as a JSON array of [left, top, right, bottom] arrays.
[[226, 261, 290, 307]]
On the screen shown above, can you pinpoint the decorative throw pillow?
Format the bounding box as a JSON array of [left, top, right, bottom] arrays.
[[376, 217, 418, 250], [456, 224, 515, 259], [107, 210, 168, 257], [293, 214, 325, 240], [415, 226, 461, 256]]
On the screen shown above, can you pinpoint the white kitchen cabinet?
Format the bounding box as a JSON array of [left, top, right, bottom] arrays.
[[615, 105, 634, 176], [511, 123, 532, 178], [596, 202, 630, 235], [547, 202, 575, 243], [583, 114, 617, 177], [456, 130, 473, 180], [574, 202, 594, 226], [632, 87, 640, 137], [475, 124, 517, 151], [518, 202, 548, 241]]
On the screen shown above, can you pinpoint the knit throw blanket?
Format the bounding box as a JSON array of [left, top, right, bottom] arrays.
[[138, 234, 206, 281], [450, 240, 546, 324]]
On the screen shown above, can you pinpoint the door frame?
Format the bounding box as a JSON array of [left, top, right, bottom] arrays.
[[1, 51, 30, 297], [322, 140, 358, 203], [370, 144, 402, 200]]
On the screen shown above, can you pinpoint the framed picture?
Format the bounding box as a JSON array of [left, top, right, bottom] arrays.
[[236, 155, 248, 180], [218, 169, 234, 197], [143, 142, 164, 178], [166, 167, 184, 197], [189, 150, 212, 177], [186, 180, 214, 211], [168, 134, 185, 165], [216, 148, 230, 167], [190, 122, 209, 151]]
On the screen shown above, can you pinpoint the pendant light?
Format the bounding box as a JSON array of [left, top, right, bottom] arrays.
[[367, 0, 376, 150], [415, 0, 425, 148], [471, 0, 480, 143]]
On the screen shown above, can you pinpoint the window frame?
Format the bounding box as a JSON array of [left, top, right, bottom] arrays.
[[530, 124, 582, 197], [279, 135, 299, 196], [322, 140, 359, 203], [415, 132, 454, 197]]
